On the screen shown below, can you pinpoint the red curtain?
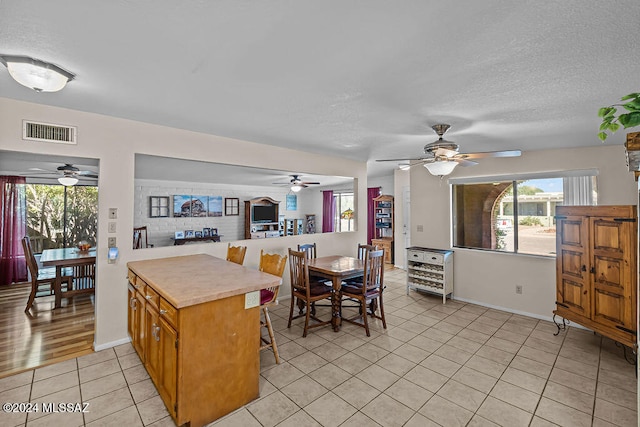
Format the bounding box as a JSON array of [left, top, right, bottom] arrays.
[[0, 176, 27, 286], [322, 190, 335, 233], [367, 187, 381, 244]]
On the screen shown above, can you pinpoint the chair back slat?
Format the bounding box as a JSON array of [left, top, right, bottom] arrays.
[[133, 226, 149, 249]]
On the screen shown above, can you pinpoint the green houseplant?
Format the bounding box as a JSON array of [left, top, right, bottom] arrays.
[[598, 92, 640, 141]]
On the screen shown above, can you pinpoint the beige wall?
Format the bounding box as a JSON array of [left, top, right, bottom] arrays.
[[0, 97, 367, 349], [410, 145, 637, 319]]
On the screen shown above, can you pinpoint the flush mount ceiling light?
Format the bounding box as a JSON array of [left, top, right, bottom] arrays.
[[58, 176, 78, 186], [0, 55, 75, 92], [424, 159, 458, 177]]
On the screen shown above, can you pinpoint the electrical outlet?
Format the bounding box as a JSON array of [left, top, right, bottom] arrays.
[[244, 291, 260, 309], [108, 222, 116, 233], [516, 285, 523, 294], [108, 208, 118, 219], [108, 237, 116, 247]]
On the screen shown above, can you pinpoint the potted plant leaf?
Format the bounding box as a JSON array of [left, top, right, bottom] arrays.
[[598, 92, 640, 141]]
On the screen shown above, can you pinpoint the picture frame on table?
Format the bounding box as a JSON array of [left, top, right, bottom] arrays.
[[185, 230, 195, 238], [211, 228, 218, 236], [195, 231, 203, 238], [202, 227, 211, 237], [174, 231, 185, 239]]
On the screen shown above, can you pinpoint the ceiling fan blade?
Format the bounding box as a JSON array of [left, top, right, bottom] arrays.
[[300, 181, 320, 185], [434, 147, 458, 158], [376, 156, 431, 162], [458, 150, 521, 159], [454, 158, 479, 167]]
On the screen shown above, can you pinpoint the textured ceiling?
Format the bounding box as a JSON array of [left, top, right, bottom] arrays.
[[0, 0, 638, 178]]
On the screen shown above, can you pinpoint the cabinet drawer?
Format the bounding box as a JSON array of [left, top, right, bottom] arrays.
[[407, 250, 427, 263], [424, 253, 444, 264], [128, 270, 137, 286], [159, 298, 178, 328], [144, 285, 160, 309]]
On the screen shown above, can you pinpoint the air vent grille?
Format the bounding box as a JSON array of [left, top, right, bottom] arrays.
[[22, 120, 77, 144]]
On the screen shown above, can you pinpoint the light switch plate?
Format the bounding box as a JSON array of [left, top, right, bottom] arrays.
[[244, 291, 260, 309], [108, 208, 118, 219], [108, 222, 116, 233], [108, 237, 116, 247]]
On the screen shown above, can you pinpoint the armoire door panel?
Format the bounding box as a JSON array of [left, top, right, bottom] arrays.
[[561, 250, 584, 279], [592, 219, 623, 253], [593, 288, 629, 328], [559, 279, 589, 315], [593, 256, 623, 289], [560, 221, 585, 247]]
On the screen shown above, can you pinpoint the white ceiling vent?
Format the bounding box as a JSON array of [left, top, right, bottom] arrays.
[[22, 120, 77, 144]]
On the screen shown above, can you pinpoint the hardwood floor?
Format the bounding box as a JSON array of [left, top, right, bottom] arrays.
[[0, 281, 95, 379]]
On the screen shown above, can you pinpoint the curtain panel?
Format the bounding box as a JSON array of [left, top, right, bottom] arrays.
[[0, 176, 27, 286], [322, 190, 335, 233]]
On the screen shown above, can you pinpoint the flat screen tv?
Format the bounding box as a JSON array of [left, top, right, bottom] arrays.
[[253, 205, 277, 223]]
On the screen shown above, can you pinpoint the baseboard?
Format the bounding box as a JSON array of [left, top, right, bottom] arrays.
[[94, 336, 132, 352], [451, 296, 557, 324]]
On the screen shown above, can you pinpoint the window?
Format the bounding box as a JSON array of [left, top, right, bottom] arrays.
[[26, 184, 98, 253], [451, 171, 597, 256], [334, 192, 354, 232]]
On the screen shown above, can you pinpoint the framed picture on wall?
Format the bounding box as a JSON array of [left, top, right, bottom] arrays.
[[225, 197, 239, 216], [173, 195, 192, 217], [149, 196, 170, 218], [207, 196, 223, 217]]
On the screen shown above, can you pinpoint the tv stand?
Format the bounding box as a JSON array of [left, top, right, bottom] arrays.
[[244, 197, 281, 239]]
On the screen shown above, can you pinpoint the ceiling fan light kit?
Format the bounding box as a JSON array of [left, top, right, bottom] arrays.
[[290, 184, 303, 192], [0, 54, 75, 92], [424, 160, 457, 176], [58, 176, 78, 186]]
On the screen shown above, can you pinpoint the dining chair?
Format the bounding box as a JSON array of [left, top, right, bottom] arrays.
[[21, 236, 72, 312], [287, 249, 333, 337], [297, 243, 317, 259], [339, 248, 387, 336], [357, 243, 378, 260], [133, 226, 153, 249], [258, 250, 288, 364], [226, 243, 247, 265]]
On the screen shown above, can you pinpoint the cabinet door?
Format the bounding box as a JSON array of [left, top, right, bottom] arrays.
[[556, 215, 590, 317], [145, 304, 161, 383], [158, 318, 178, 418], [590, 217, 635, 331], [133, 291, 147, 358]]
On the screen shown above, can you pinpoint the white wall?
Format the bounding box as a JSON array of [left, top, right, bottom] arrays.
[[368, 175, 394, 196], [0, 97, 366, 349], [410, 145, 637, 320]]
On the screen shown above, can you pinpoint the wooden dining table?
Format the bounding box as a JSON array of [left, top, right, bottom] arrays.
[[307, 255, 365, 331], [40, 247, 97, 309]]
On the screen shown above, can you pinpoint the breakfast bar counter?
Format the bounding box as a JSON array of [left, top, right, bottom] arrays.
[[127, 254, 281, 427]]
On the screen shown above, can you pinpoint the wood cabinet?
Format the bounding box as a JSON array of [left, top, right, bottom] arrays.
[[406, 247, 454, 304], [373, 195, 394, 263], [555, 205, 637, 349], [127, 254, 281, 426], [244, 196, 281, 239]]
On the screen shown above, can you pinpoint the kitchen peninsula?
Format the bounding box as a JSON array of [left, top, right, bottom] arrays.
[[127, 254, 281, 427]]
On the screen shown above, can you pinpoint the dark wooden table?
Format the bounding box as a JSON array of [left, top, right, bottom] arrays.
[[173, 235, 221, 245], [307, 255, 365, 331], [40, 248, 96, 308]]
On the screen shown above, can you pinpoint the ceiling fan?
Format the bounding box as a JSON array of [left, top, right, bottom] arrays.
[[27, 163, 98, 186], [272, 174, 320, 192], [376, 124, 521, 176]]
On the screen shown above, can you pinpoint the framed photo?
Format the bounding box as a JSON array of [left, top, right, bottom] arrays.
[[286, 194, 297, 211], [185, 230, 195, 238], [173, 195, 192, 217], [195, 231, 203, 238], [207, 196, 223, 217], [174, 231, 185, 239], [202, 227, 211, 237], [211, 228, 218, 236], [191, 195, 209, 217], [225, 197, 239, 216], [150, 196, 169, 218]]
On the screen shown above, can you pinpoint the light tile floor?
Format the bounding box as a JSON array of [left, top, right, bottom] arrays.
[[1, 268, 637, 426]]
